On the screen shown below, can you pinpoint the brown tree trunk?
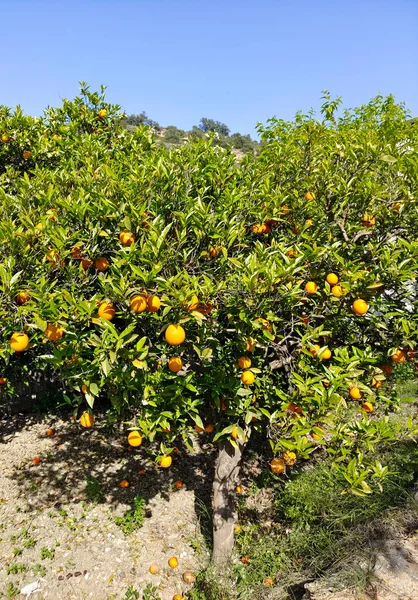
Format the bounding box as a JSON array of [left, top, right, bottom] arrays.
[[212, 439, 245, 565]]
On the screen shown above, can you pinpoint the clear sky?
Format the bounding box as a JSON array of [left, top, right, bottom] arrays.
[[1, 0, 417, 136]]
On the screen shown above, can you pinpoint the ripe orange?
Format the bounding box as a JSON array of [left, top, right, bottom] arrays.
[[160, 455, 172, 468], [0, 378, 7, 386], [305, 191, 315, 201], [310, 344, 321, 357], [241, 371, 255, 385], [283, 451, 296, 465], [45, 324, 64, 342], [79, 412, 94, 427], [120, 479, 129, 488], [119, 230, 135, 246], [168, 557, 178, 568], [331, 285, 343, 298], [231, 427, 239, 439], [238, 356, 251, 369], [10, 332, 29, 352], [362, 214, 376, 227], [209, 245, 222, 257], [352, 299, 369, 315], [128, 431, 143, 447], [320, 347, 332, 360], [81, 258, 93, 270], [173, 595, 183, 600], [95, 257, 110, 271], [204, 423, 214, 433], [270, 458, 285, 473], [392, 349, 406, 363], [23, 150, 31, 160], [32, 457, 41, 465], [349, 386, 362, 400], [98, 302, 115, 320], [165, 324, 186, 346], [168, 357, 183, 373], [149, 563, 160, 575], [16, 291, 30, 304], [326, 273, 339, 285], [174, 480, 183, 489], [235, 485, 243, 494], [362, 401, 374, 413], [252, 223, 271, 234], [305, 281, 318, 294], [47, 428, 54, 436], [1, 134, 10, 143], [147, 295, 161, 312], [130, 294, 147, 312], [187, 294, 199, 310], [98, 109, 107, 119]]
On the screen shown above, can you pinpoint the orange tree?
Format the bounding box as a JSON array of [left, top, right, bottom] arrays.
[[1, 85, 418, 565]]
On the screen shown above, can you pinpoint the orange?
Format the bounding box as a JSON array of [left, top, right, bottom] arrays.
[[241, 371, 255, 385], [81, 258, 93, 270], [95, 257, 109, 271], [349, 386, 362, 400], [305, 191, 315, 201], [240, 555, 251, 564], [326, 273, 339, 285], [320, 348, 332, 360], [149, 563, 160, 575], [173, 596, 183, 600], [331, 285, 343, 298], [305, 281, 318, 294], [168, 357, 183, 373], [392, 349, 406, 363], [204, 423, 214, 433], [352, 299, 369, 315], [98, 302, 115, 320], [251, 223, 271, 234], [79, 412, 94, 427], [174, 480, 183, 489], [128, 431, 143, 447], [287, 402, 303, 414], [231, 426, 239, 439], [270, 458, 285, 474], [130, 294, 147, 312], [10, 332, 29, 352], [221, 399, 227, 411], [168, 557, 178, 569], [187, 294, 199, 310], [1, 134, 10, 143], [264, 578, 274, 587], [209, 245, 222, 257], [237, 356, 251, 369], [23, 150, 31, 160], [195, 425, 204, 433], [33, 457, 41, 465], [310, 344, 321, 357], [165, 324, 186, 346], [16, 291, 30, 304], [361, 401, 374, 413], [120, 479, 129, 488], [182, 571, 196, 584], [0, 377, 7, 386], [119, 230, 135, 246], [45, 324, 64, 341], [235, 485, 243, 494], [47, 428, 54, 436], [81, 384, 88, 394], [362, 214, 376, 227], [283, 451, 296, 465], [147, 295, 161, 312], [98, 109, 107, 119], [160, 455, 172, 468]]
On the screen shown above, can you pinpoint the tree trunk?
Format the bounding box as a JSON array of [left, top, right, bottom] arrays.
[[212, 439, 245, 565]]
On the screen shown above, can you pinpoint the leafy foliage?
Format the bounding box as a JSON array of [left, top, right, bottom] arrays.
[[114, 494, 146, 535]]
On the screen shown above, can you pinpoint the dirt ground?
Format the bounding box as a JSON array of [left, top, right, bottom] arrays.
[[0, 413, 213, 600]]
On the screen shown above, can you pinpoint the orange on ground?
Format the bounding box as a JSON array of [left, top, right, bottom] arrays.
[[119, 230, 135, 246], [81, 258, 93, 270], [283, 451, 297, 466], [165, 324, 186, 346], [33, 457, 41, 465], [331, 285, 343, 298], [45, 324, 64, 341], [149, 563, 160, 574], [231, 427, 239, 439], [235, 485, 243, 494], [95, 257, 110, 271], [270, 458, 285, 474], [173, 596, 184, 600], [128, 431, 142, 447], [168, 557, 178, 568], [305, 191, 315, 201], [47, 428, 54, 436], [352, 299, 369, 315], [174, 480, 183, 489], [305, 281, 318, 294], [168, 357, 183, 373], [120, 480, 129, 488], [362, 401, 374, 413], [98, 302, 115, 320], [130, 294, 147, 312], [204, 423, 214, 433], [392, 349, 406, 363], [349, 386, 362, 400], [10, 332, 29, 352], [320, 347, 332, 360], [16, 291, 30, 304], [79, 412, 94, 427], [147, 295, 161, 312], [326, 273, 339, 285], [160, 455, 172, 468], [241, 371, 255, 385], [238, 356, 251, 369], [182, 571, 196, 584]]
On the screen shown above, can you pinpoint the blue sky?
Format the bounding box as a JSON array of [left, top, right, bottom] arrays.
[[1, 0, 417, 135]]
